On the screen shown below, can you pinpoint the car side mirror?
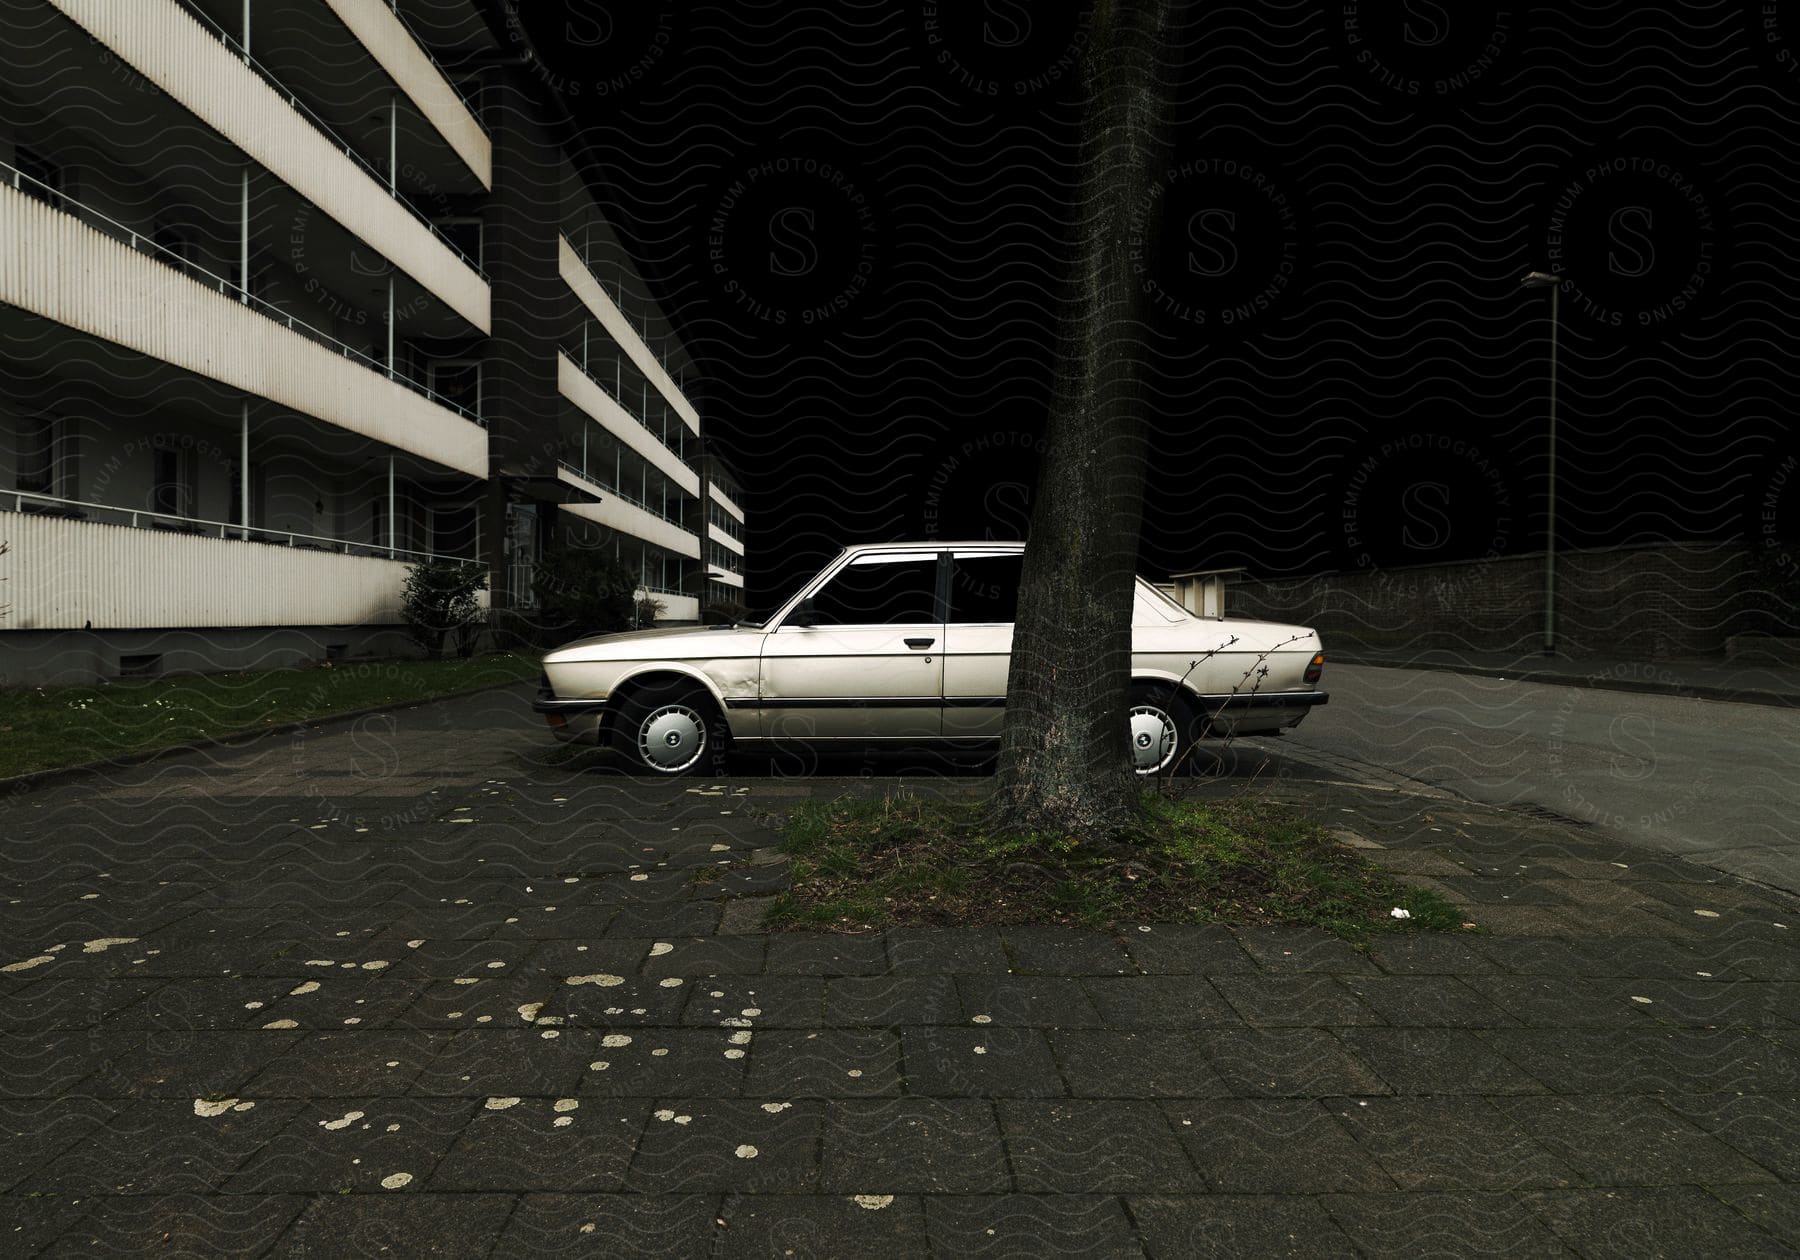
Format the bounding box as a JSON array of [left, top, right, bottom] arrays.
[[787, 597, 817, 628]]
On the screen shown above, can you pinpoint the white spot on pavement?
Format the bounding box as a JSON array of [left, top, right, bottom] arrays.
[[568, 974, 625, 987], [1631, 996, 1653, 1004], [406, 940, 425, 949], [193, 1098, 239, 1117], [380, 1172, 413, 1190], [2, 956, 54, 973], [730, 1031, 752, 1045], [290, 982, 320, 996], [1694, 909, 1720, 918], [554, 1098, 579, 1112], [854, 1195, 894, 1210], [262, 1019, 299, 1029], [553, 1115, 573, 1127], [304, 960, 334, 967], [724, 1048, 746, 1059], [81, 937, 138, 954], [321, 1111, 366, 1130], [518, 1003, 544, 1024], [761, 1102, 791, 1113], [971, 1015, 992, 1025], [649, 943, 674, 956], [485, 1097, 521, 1110], [601, 1034, 632, 1048], [659, 978, 684, 988], [361, 961, 390, 971], [735, 1145, 758, 1159]]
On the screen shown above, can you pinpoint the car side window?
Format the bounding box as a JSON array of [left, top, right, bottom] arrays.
[[807, 555, 940, 625], [950, 553, 1023, 624]]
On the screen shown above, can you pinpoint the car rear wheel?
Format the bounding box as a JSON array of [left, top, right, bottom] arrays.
[[612, 683, 728, 776], [1127, 685, 1195, 776]]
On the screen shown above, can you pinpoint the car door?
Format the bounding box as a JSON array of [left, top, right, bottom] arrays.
[[758, 550, 945, 741], [941, 549, 1024, 739]]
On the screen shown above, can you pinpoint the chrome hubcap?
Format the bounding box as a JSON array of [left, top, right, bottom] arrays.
[[639, 705, 706, 773], [1127, 705, 1177, 774]]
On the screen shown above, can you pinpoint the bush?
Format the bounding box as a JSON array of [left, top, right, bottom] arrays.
[[400, 559, 487, 659], [635, 594, 667, 628], [701, 598, 748, 626], [534, 548, 638, 640]]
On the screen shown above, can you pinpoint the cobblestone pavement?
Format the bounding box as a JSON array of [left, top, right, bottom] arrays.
[[2, 686, 1797, 1257]]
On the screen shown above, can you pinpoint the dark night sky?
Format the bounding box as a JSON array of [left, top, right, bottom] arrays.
[[506, 1, 1800, 610]]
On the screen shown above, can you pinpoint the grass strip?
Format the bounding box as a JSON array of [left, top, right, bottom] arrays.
[[765, 789, 1464, 941], [0, 653, 539, 779]]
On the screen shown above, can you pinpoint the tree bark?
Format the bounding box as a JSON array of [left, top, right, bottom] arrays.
[[991, 0, 1183, 839]]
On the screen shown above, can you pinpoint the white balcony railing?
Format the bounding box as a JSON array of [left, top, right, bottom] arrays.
[[557, 467, 701, 560], [324, 0, 491, 189], [709, 480, 746, 522], [558, 354, 700, 498], [559, 236, 699, 434], [0, 507, 482, 631], [47, 0, 490, 333], [0, 182, 488, 479]]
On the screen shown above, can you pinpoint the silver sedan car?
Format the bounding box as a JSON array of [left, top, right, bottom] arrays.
[[534, 541, 1328, 775]]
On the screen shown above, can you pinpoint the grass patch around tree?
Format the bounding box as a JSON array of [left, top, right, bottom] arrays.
[[763, 789, 1465, 941], [0, 653, 540, 780]]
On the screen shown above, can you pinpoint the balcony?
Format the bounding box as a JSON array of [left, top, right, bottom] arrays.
[[559, 236, 699, 434], [2, 493, 479, 631], [0, 179, 488, 478], [556, 465, 700, 560], [46, 0, 490, 333], [324, 0, 491, 189], [558, 353, 699, 497], [709, 480, 746, 523]]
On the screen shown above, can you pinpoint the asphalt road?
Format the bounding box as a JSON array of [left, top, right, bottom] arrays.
[[1249, 664, 1800, 896]]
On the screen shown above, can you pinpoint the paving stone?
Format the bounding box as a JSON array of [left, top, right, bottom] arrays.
[[1321, 1191, 1574, 1257], [0, 1097, 115, 1193], [1079, 975, 1238, 1029], [766, 932, 890, 975], [0, 979, 165, 1032], [1624, 979, 1800, 1029], [1163, 1099, 1395, 1192], [551, 977, 692, 1028], [1466, 976, 1666, 1028], [640, 935, 768, 977], [1213, 975, 1383, 1027], [228, 1097, 480, 1193], [407, 1029, 593, 1097], [1328, 1096, 1577, 1191], [1001, 927, 1135, 975], [607, 902, 721, 938], [925, 1195, 1143, 1258], [82, 1031, 302, 1099], [429, 1097, 644, 1192], [1337, 1028, 1546, 1096], [1120, 923, 1258, 974], [245, 1030, 439, 1097], [24, 1096, 300, 1195], [1661, 1091, 1800, 1179], [0, 1191, 91, 1257], [56, 1192, 305, 1258], [1483, 1028, 1800, 1095], [1523, 1186, 1794, 1258], [1000, 1099, 1199, 1192], [1338, 975, 1511, 1027], [1713, 1184, 1800, 1251], [1233, 927, 1379, 975], [1477, 937, 1604, 976], [1493, 1094, 1778, 1185], [578, 1028, 751, 1098], [824, 975, 960, 1026], [902, 1027, 1065, 1097], [680, 977, 825, 1028], [267, 1192, 514, 1259], [498, 1193, 722, 1257], [1049, 1030, 1228, 1099], [627, 1098, 822, 1193], [718, 1192, 928, 1257], [819, 1098, 1009, 1193], [886, 927, 1011, 974], [391, 977, 559, 1030], [742, 1029, 902, 1097], [488, 905, 622, 938], [525, 940, 655, 980], [1200, 1029, 1390, 1098], [1130, 1194, 1360, 1257], [957, 976, 1104, 1028]]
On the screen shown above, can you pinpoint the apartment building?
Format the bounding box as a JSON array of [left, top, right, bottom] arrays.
[[0, 0, 744, 684]]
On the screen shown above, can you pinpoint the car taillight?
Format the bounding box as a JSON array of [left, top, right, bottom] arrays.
[[1303, 653, 1324, 684]]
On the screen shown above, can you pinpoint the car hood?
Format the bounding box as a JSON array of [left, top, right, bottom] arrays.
[[544, 623, 763, 662]]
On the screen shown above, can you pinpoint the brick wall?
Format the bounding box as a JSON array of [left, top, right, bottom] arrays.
[[1226, 542, 1766, 659]]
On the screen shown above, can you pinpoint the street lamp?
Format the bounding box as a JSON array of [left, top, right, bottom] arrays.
[[1520, 269, 1561, 657]]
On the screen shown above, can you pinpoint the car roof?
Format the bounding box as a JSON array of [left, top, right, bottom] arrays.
[[844, 541, 1026, 553]]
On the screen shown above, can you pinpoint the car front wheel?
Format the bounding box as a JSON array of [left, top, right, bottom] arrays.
[[612, 684, 727, 776], [1127, 685, 1194, 776]]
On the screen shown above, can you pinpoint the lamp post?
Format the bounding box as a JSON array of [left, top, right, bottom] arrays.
[[1520, 269, 1561, 657]]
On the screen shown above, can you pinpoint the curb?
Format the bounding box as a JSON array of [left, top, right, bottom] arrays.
[[1335, 656, 1800, 710], [0, 676, 536, 797]]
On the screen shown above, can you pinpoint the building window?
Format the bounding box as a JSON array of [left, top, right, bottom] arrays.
[[12, 144, 65, 211], [436, 217, 483, 270], [428, 360, 482, 416], [18, 416, 79, 499], [150, 442, 196, 519]]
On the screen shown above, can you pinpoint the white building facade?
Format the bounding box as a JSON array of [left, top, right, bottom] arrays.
[[0, 0, 744, 683]]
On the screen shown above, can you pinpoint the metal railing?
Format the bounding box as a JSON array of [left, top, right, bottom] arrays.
[[170, 0, 487, 278], [380, 1, 490, 132], [3, 161, 485, 429], [559, 345, 698, 473], [555, 460, 695, 533], [4, 488, 478, 565]]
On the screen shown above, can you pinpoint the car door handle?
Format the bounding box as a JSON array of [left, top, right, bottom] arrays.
[[905, 637, 935, 649]]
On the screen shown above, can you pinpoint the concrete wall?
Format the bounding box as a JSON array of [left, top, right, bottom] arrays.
[[1227, 541, 1770, 660]]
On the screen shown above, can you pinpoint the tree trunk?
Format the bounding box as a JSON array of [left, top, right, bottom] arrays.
[[990, 0, 1183, 839]]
